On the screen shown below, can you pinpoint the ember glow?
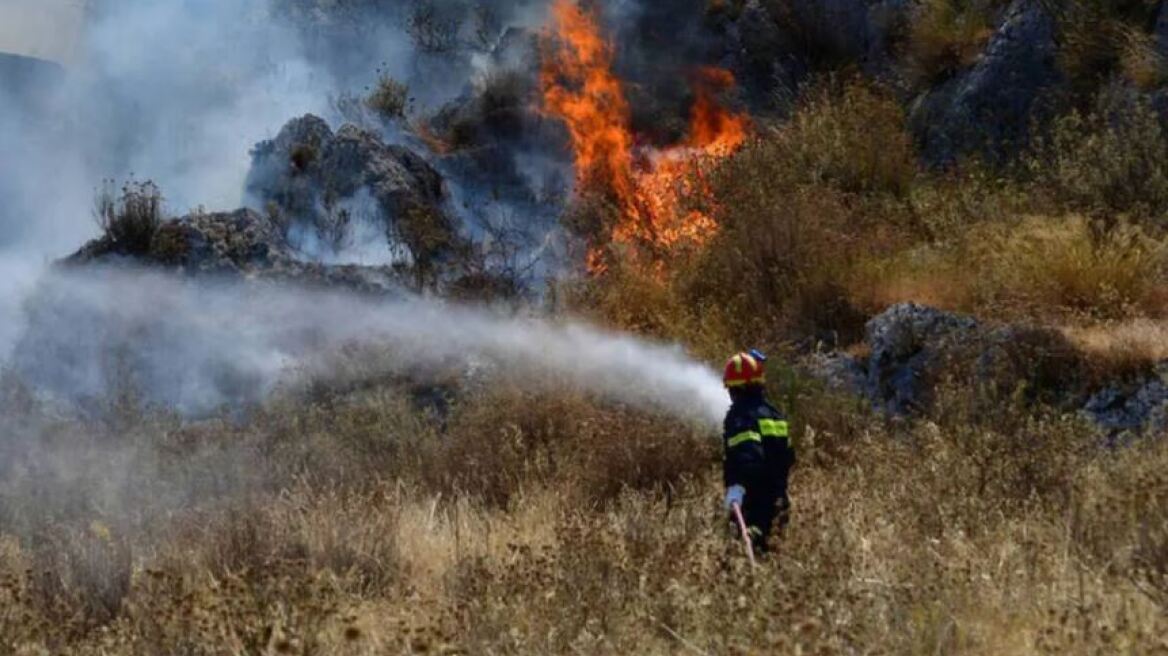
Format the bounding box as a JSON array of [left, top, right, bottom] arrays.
[[540, 0, 749, 272]]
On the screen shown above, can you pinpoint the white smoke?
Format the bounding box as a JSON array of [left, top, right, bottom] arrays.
[[0, 0, 731, 430], [13, 267, 728, 426]]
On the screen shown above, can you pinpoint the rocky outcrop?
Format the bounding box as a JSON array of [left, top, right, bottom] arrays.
[[720, 0, 910, 112], [910, 0, 1061, 165], [807, 303, 1166, 437], [786, 0, 909, 69], [864, 303, 979, 414], [246, 115, 461, 266], [1156, 1, 1168, 58], [1084, 365, 1168, 440], [65, 208, 400, 294]]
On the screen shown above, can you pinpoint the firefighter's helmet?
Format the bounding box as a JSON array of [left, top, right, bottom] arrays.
[[723, 351, 766, 388]]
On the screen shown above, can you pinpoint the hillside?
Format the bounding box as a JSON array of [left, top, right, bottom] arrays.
[[2, 1, 1168, 654]]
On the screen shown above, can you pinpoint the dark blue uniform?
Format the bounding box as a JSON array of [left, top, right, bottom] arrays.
[[723, 386, 795, 550]]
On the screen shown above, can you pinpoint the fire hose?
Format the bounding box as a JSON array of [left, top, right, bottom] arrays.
[[730, 502, 757, 569]]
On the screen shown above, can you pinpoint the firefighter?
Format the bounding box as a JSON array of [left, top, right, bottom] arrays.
[[722, 349, 794, 553]]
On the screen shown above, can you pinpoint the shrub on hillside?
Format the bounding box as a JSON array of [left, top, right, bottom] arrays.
[[774, 81, 918, 197], [674, 81, 916, 346], [1037, 86, 1168, 223], [1046, 0, 1162, 96], [854, 215, 1168, 322], [366, 72, 409, 121], [970, 216, 1168, 320], [92, 180, 163, 256], [905, 0, 998, 85]]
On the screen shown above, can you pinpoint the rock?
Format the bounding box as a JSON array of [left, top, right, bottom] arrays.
[[1156, 1, 1168, 59], [864, 303, 979, 414], [802, 351, 868, 396], [65, 208, 400, 294], [246, 114, 460, 266], [786, 0, 908, 68], [910, 0, 1061, 165], [722, 0, 910, 111], [1083, 364, 1168, 440], [805, 302, 1165, 436]]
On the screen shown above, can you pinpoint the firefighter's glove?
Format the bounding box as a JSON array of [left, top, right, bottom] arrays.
[[724, 485, 745, 511]]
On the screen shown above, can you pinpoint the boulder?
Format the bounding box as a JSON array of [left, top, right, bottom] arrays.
[[864, 303, 979, 414], [909, 0, 1061, 165], [805, 302, 1166, 437], [1083, 364, 1168, 441], [246, 115, 460, 266]]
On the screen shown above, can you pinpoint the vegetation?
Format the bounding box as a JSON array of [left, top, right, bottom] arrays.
[[365, 72, 410, 122], [92, 180, 164, 256], [905, 0, 1000, 84], [1, 365, 1166, 654], [571, 76, 1168, 357], [12, 2, 1168, 654]]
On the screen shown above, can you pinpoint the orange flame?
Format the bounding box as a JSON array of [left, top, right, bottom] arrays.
[[540, 0, 749, 273]]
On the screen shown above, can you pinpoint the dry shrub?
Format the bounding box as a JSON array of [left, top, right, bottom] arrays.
[[422, 385, 717, 508], [969, 216, 1167, 320], [772, 81, 919, 197], [27, 523, 132, 633], [561, 254, 737, 363], [854, 215, 1168, 323], [1118, 24, 1168, 89], [365, 71, 409, 121], [1037, 86, 1168, 223], [653, 81, 918, 346], [1063, 318, 1168, 376], [1048, 0, 1162, 96], [93, 179, 164, 256], [905, 0, 998, 85], [686, 155, 874, 346]]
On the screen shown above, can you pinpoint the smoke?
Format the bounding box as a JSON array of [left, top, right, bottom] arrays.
[[0, 0, 732, 425], [13, 266, 728, 426]]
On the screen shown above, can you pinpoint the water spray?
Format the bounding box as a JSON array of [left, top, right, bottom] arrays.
[[9, 267, 730, 426]]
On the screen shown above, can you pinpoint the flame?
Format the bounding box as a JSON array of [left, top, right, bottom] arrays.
[[540, 1, 749, 273]]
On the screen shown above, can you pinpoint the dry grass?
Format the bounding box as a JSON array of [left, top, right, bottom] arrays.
[[15, 27, 1168, 653], [1063, 318, 1168, 377], [2, 378, 1167, 654], [850, 215, 1168, 325]]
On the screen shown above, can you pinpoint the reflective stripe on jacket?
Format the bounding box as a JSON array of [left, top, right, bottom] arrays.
[[723, 390, 792, 488]]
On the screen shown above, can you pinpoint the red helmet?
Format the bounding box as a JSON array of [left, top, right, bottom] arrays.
[[723, 351, 765, 388]]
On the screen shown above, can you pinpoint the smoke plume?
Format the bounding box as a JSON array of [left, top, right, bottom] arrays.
[[0, 0, 731, 427]]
